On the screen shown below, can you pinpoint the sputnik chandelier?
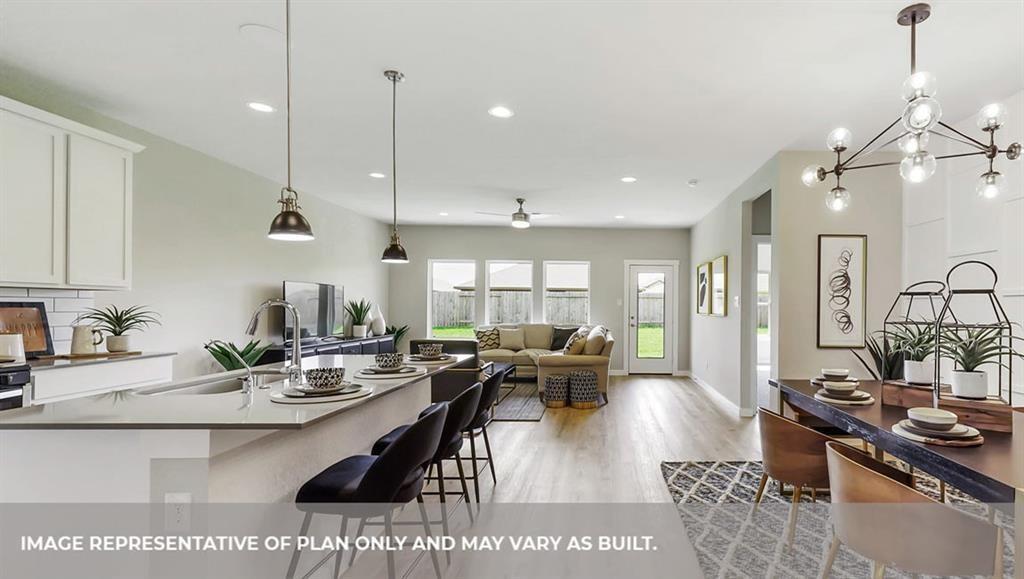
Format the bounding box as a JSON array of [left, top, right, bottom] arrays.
[[802, 3, 1021, 212]]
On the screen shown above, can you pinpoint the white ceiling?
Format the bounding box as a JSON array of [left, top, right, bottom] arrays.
[[1, 1, 1021, 228]]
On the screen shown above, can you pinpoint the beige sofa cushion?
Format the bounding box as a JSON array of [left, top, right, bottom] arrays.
[[519, 324, 555, 349], [583, 326, 608, 355], [479, 348, 517, 363], [517, 348, 552, 365], [498, 327, 525, 351], [563, 328, 588, 355]]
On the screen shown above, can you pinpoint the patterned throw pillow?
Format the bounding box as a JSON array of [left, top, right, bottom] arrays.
[[563, 328, 589, 355], [550, 326, 580, 350], [475, 327, 500, 351]]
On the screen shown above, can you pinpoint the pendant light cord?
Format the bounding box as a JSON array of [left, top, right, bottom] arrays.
[[285, 0, 294, 196], [391, 75, 398, 232]]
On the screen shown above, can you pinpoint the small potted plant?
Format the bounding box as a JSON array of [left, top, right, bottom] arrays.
[[890, 323, 936, 385], [385, 324, 409, 348], [81, 305, 160, 353], [850, 331, 904, 381], [345, 299, 373, 338], [939, 326, 1023, 399], [204, 339, 271, 371]]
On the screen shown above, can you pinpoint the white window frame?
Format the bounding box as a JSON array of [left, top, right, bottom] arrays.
[[484, 259, 534, 325], [542, 260, 591, 325], [426, 259, 477, 338]]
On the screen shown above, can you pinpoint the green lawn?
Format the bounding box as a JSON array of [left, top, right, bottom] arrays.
[[637, 323, 664, 358], [757, 326, 769, 335], [431, 326, 475, 338]]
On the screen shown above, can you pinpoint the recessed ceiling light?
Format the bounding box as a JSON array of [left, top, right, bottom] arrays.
[[369, 172, 387, 179], [614, 215, 626, 219], [247, 101, 275, 113], [620, 176, 637, 183], [488, 105, 514, 118], [439, 212, 449, 216], [687, 179, 700, 188]]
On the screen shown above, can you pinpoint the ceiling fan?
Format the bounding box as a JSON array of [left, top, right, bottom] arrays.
[[475, 198, 557, 229]]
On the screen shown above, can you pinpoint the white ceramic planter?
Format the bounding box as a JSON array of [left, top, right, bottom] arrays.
[[352, 325, 368, 338], [106, 335, 130, 353], [950, 370, 988, 400], [902, 360, 934, 385]]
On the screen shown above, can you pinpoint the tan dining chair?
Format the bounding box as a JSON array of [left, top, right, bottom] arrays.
[[823, 441, 1003, 578], [756, 410, 837, 544]]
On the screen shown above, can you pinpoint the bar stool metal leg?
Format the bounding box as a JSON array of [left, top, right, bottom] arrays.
[[482, 425, 496, 484], [332, 516, 348, 579], [384, 511, 396, 579], [349, 518, 366, 567], [286, 512, 313, 579], [469, 433, 481, 503], [416, 495, 443, 579], [436, 461, 452, 565], [455, 455, 475, 522]]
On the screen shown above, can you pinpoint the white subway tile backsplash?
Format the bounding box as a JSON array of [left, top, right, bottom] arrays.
[[45, 312, 82, 327], [51, 326, 73, 341], [28, 288, 81, 298], [52, 340, 71, 355], [0, 297, 53, 309], [53, 297, 95, 312], [77, 291, 96, 298], [0, 288, 29, 297]]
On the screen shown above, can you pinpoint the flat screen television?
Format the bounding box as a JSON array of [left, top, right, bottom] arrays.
[[282, 281, 344, 342]]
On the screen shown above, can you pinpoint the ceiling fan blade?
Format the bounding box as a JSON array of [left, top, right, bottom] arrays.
[[530, 213, 559, 219], [474, 211, 510, 217]]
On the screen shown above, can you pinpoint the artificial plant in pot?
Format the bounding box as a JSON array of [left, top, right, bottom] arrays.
[[385, 324, 409, 348], [80, 305, 160, 353], [890, 322, 936, 385], [939, 326, 1023, 400], [345, 299, 373, 338], [850, 331, 904, 381]]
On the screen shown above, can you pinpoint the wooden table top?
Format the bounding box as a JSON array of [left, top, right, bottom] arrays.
[[773, 379, 1023, 504]]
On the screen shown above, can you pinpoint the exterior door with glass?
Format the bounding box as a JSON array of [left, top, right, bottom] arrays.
[[627, 264, 674, 374]]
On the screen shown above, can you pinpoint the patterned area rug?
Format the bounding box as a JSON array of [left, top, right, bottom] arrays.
[[661, 460, 1013, 578], [493, 383, 546, 421]]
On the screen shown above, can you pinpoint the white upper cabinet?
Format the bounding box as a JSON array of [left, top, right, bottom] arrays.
[[0, 110, 67, 285], [0, 97, 143, 290], [67, 134, 132, 288]]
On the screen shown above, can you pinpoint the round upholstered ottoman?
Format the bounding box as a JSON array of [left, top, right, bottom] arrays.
[[569, 370, 600, 409], [544, 375, 569, 408]]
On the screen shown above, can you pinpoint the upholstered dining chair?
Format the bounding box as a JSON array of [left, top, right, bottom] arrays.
[[756, 410, 837, 544], [823, 441, 1002, 579]]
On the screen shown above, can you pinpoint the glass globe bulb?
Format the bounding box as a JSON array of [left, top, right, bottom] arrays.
[[901, 97, 942, 133], [898, 132, 929, 155], [976, 171, 1006, 199], [899, 151, 937, 184], [801, 165, 826, 187], [826, 128, 852, 152], [901, 71, 937, 101], [825, 186, 851, 212], [976, 103, 1007, 131]]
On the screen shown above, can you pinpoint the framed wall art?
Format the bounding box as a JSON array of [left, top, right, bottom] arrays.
[[817, 234, 867, 348], [696, 262, 711, 315], [710, 255, 728, 317]]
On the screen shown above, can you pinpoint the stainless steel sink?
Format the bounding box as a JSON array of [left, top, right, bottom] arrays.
[[134, 377, 248, 396]]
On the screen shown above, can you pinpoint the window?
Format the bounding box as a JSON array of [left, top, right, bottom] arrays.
[[486, 261, 533, 324], [543, 261, 590, 325], [429, 260, 476, 338], [636, 272, 665, 358]]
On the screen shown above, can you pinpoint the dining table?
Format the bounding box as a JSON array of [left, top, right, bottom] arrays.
[[771, 379, 1024, 506]]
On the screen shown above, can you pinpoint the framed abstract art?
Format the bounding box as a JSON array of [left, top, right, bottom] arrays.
[[817, 234, 867, 348]]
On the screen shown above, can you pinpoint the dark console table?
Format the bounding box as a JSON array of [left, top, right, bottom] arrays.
[[256, 335, 395, 365]]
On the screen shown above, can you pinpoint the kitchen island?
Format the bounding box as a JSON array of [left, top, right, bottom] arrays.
[[0, 354, 469, 503]]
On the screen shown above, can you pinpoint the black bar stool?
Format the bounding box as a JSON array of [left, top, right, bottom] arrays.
[[287, 403, 448, 579], [371, 382, 482, 563], [462, 371, 503, 503]]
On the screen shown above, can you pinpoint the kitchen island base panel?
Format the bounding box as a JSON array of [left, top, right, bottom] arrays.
[[0, 381, 429, 503]]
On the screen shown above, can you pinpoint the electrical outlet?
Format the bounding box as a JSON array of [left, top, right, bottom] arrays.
[[164, 492, 192, 532]]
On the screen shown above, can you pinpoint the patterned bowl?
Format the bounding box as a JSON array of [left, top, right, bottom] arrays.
[[417, 343, 444, 358], [302, 367, 346, 390], [375, 352, 404, 369]]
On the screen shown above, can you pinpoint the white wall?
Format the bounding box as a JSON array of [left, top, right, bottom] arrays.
[[690, 150, 904, 414], [903, 89, 1024, 394], [387, 225, 691, 373], [0, 81, 391, 378]]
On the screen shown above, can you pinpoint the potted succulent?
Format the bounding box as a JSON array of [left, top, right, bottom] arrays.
[[890, 322, 936, 385], [851, 331, 904, 381], [385, 324, 410, 348], [204, 339, 271, 371], [80, 305, 160, 352], [345, 299, 373, 338], [939, 326, 1023, 399]]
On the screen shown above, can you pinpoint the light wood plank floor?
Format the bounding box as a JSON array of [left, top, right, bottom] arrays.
[[479, 375, 762, 503]]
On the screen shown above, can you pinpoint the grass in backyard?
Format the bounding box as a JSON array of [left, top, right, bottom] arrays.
[[757, 326, 769, 335], [637, 324, 664, 358], [431, 326, 475, 338]]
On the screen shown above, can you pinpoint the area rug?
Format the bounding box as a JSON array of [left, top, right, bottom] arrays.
[[661, 460, 1014, 578], [493, 383, 546, 421]]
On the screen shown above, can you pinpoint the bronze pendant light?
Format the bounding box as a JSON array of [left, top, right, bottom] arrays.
[[381, 69, 409, 263], [268, 0, 314, 241]]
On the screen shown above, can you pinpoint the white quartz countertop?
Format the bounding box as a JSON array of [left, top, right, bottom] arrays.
[[28, 351, 176, 372], [0, 354, 469, 430]]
